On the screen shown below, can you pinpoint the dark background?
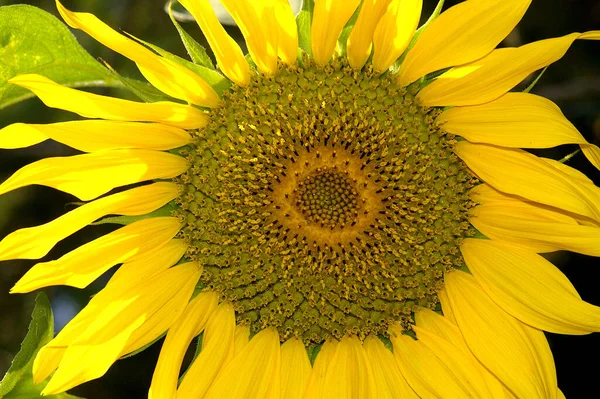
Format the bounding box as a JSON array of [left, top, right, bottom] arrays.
[[0, 0, 599, 397]]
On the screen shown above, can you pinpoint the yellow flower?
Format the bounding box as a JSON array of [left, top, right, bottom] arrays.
[[1, 0, 600, 397]]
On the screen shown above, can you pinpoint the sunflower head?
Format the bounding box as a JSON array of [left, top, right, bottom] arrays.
[[1, 0, 599, 397], [174, 58, 478, 343]]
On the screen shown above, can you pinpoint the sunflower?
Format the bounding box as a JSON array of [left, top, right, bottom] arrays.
[[1, 0, 600, 397]]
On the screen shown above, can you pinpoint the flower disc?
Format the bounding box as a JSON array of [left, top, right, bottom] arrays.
[[175, 59, 478, 343]]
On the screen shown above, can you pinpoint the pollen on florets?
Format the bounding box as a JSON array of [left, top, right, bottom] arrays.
[[174, 58, 478, 344]]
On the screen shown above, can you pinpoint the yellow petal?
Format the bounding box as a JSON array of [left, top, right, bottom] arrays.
[[363, 336, 417, 399], [372, 0, 422, 73], [149, 291, 219, 399], [0, 182, 178, 261], [274, 0, 299, 64], [418, 31, 600, 106], [11, 217, 181, 293], [8, 74, 208, 129], [279, 337, 312, 399], [455, 142, 600, 223], [303, 340, 339, 398], [462, 239, 600, 334], [204, 328, 281, 399], [56, 0, 219, 108], [311, 0, 361, 66], [414, 308, 466, 350], [581, 145, 600, 171], [346, 0, 393, 69], [0, 149, 187, 201], [397, 0, 531, 86], [33, 240, 187, 383], [220, 0, 279, 75], [0, 121, 191, 151], [391, 332, 484, 398], [317, 336, 377, 399], [120, 241, 190, 354], [178, 0, 250, 86], [0, 123, 46, 149], [414, 308, 510, 398], [444, 270, 556, 399], [42, 263, 201, 395], [470, 183, 586, 227], [233, 324, 250, 357], [438, 92, 594, 149], [177, 303, 236, 398], [437, 287, 457, 324], [471, 201, 600, 255], [109, 239, 188, 290]]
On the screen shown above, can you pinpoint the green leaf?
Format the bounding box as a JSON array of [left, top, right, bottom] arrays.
[[0, 294, 83, 398], [0, 293, 54, 397], [0, 293, 84, 398], [0, 4, 122, 110], [126, 33, 230, 96], [168, 1, 214, 69], [296, 0, 315, 55]]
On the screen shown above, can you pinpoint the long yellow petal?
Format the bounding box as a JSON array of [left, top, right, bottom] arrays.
[[177, 303, 236, 398], [363, 336, 417, 399], [419, 31, 600, 106], [33, 240, 187, 383], [0, 149, 187, 201], [438, 92, 594, 149], [56, 0, 219, 107], [178, 0, 250, 86], [471, 202, 600, 255], [11, 217, 181, 293], [220, 0, 279, 75], [280, 337, 312, 399], [0, 182, 178, 261], [120, 241, 190, 354], [346, 0, 392, 69], [149, 291, 219, 399], [455, 142, 600, 223], [41, 263, 201, 395], [414, 309, 510, 398], [462, 239, 600, 334], [397, 0, 531, 86], [203, 328, 281, 399], [311, 0, 361, 66], [413, 326, 495, 397], [372, 0, 422, 73], [391, 332, 488, 398], [274, 0, 299, 64], [233, 324, 250, 357], [303, 340, 339, 398], [437, 288, 457, 325], [0, 121, 191, 151], [317, 336, 377, 399], [8, 74, 208, 129], [581, 145, 600, 171], [109, 239, 187, 290], [444, 270, 556, 399]]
